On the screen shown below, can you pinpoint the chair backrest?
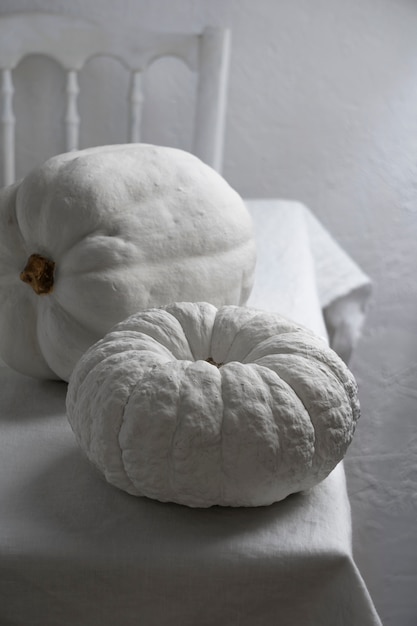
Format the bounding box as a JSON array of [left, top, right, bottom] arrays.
[[0, 12, 231, 186]]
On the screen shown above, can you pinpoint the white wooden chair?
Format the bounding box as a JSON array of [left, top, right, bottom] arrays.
[[0, 12, 231, 186]]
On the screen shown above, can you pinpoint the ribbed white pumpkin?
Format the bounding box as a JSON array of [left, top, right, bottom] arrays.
[[66, 302, 360, 508], [0, 144, 255, 381]]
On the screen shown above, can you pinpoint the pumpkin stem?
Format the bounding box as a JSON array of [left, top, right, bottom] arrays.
[[20, 253, 55, 295], [206, 356, 222, 368]]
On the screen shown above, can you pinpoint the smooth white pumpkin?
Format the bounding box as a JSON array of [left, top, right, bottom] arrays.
[[66, 302, 360, 508], [0, 144, 256, 381]]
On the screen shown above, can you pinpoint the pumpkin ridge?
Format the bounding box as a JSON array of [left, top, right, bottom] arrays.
[[36, 297, 98, 381], [111, 330, 177, 361], [221, 310, 264, 363], [84, 346, 170, 391], [253, 363, 314, 482], [116, 357, 188, 500], [217, 365, 227, 504], [59, 233, 138, 275], [166, 360, 192, 499], [0, 182, 28, 269], [0, 288, 55, 379], [165, 309, 197, 362], [251, 338, 359, 422], [243, 363, 281, 477], [115, 310, 193, 362], [268, 363, 321, 475], [305, 347, 359, 422], [209, 305, 257, 366], [69, 360, 99, 458], [13, 181, 31, 252], [97, 357, 143, 495], [60, 238, 255, 273], [116, 372, 147, 496], [237, 328, 302, 364], [243, 330, 323, 363], [222, 309, 304, 364], [66, 337, 144, 408], [162, 302, 218, 363], [259, 354, 356, 474]]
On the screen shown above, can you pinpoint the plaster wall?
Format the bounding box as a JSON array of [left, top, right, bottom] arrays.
[[1, 1, 416, 625]]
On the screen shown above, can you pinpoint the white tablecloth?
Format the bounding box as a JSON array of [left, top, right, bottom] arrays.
[[246, 198, 372, 364], [0, 199, 380, 626]]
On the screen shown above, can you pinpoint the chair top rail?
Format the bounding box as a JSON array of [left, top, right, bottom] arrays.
[[0, 12, 204, 71]]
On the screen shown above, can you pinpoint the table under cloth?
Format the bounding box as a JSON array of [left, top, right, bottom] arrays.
[[0, 199, 381, 626]]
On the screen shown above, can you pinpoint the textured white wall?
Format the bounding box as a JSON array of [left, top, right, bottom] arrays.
[[1, 1, 417, 625]]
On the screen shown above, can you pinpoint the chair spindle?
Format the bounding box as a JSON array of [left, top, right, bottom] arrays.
[[1, 69, 15, 186], [65, 70, 80, 152], [128, 71, 144, 143]]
